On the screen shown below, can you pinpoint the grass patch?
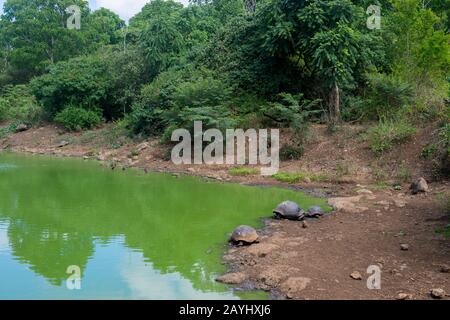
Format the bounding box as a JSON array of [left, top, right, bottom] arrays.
[[0, 122, 20, 139], [369, 161, 389, 182], [370, 182, 392, 190], [396, 165, 412, 183], [228, 167, 260, 176], [435, 225, 450, 238], [421, 143, 438, 159], [367, 118, 416, 154], [336, 161, 352, 177], [272, 171, 328, 184]]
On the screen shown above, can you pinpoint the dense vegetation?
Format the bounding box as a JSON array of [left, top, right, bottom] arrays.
[[0, 0, 449, 169]]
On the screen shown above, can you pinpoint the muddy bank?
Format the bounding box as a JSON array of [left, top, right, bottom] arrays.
[[219, 186, 450, 300]]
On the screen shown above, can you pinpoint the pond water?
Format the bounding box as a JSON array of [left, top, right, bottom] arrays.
[[0, 153, 328, 300]]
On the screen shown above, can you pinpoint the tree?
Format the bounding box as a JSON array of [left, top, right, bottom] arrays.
[[0, 0, 125, 84], [256, 0, 378, 122], [0, 0, 90, 82], [84, 8, 125, 46]]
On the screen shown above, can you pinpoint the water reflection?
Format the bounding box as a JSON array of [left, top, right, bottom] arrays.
[[0, 153, 328, 299]]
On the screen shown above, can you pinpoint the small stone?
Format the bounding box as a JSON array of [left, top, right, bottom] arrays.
[[350, 271, 362, 280], [400, 244, 409, 251], [302, 221, 309, 229], [397, 293, 412, 300], [430, 288, 445, 299], [216, 272, 247, 285]]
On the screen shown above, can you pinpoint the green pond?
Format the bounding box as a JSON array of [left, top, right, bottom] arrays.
[[0, 152, 328, 300]]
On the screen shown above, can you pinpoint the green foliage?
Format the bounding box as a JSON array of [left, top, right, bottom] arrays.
[[128, 68, 236, 139], [228, 167, 259, 176], [0, 0, 448, 158], [31, 49, 149, 119], [384, 0, 450, 115], [137, 1, 185, 76], [260, 93, 321, 134], [421, 143, 439, 160], [0, 0, 125, 83], [0, 85, 42, 124], [279, 144, 304, 161], [341, 94, 369, 122], [365, 73, 413, 118], [272, 171, 328, 184], [367, 117, 417, 154], [31, 54, 109, 117], [162, 75, 236, 139], [54, 106, 103, 131]]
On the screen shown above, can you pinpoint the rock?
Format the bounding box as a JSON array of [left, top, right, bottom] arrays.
[[15, 124, 29, 132], [400, 244, 409, 251], [279, 277, 311, 299], [397, 293, 413, 300], [350, 271, 362, 280], [56, 140, 69, 148], [439, 265, 450, 273], [230, 225, 259, 245], [216, 272, 247, 285], [430, 288, 445, 299], [328, 196, 369, 214], [302, 221, 309, 229], [410, 177, 428, 194]]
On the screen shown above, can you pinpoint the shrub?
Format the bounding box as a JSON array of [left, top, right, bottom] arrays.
[[260, 93, 321, 134], [341, 94, 369, 122], [31, 49, 149, 120], [127, 69, 191, 137], [55, 107, 103, 131], [280, 144, 304, 161], [0, 85, 43, 125], [367, 117, 416, 154], [129, 71, 237, 140], [366, 73, 413, 119]]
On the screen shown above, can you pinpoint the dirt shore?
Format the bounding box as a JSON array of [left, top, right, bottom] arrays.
[[1, 123, 449, 300]]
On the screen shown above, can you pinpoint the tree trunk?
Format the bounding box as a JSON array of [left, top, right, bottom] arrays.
[[329, 84, 341, 123]]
